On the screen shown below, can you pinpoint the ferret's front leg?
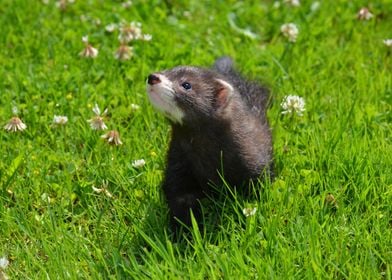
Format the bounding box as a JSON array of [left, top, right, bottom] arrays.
[[164, 182, 204, 231], [163, 145, 204, 233]]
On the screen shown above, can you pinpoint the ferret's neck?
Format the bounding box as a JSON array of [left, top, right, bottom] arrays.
[[172, 97, 253, 136]]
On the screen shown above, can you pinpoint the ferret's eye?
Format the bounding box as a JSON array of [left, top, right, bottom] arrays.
[[181, 82, 192, 90]]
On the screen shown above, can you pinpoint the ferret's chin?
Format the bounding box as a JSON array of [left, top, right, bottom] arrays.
[[147, 88, 184, 124]]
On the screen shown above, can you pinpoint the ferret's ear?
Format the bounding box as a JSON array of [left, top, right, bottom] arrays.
[[214, 79, 234, 108]]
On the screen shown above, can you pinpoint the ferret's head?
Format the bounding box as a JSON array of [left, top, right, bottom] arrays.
[[146, 66, 234, 125]]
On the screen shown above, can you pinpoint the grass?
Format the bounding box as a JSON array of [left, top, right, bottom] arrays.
[[0, 0, 391, 279]]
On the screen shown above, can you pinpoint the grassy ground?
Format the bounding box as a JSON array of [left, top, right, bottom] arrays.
[[1, 0, 391, 279]]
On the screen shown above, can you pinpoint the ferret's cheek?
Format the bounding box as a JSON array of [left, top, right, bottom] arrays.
[[175, 87, 189, 96]]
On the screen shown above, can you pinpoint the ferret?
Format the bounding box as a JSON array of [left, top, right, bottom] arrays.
[[146, 57, 273, 232]]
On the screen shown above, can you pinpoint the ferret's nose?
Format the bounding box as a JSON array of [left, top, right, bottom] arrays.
[[147, 74, 161, 85]]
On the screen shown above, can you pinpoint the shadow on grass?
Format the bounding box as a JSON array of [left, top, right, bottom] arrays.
[[94, 175, 272, 278]]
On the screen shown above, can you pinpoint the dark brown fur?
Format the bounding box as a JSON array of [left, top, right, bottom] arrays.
[[147, 57, 273, 232]]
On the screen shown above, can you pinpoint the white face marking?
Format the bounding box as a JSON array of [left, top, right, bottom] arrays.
[[146, 74, 185, 124]]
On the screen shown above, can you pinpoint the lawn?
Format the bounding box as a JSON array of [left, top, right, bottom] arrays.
[[0, 0, 391, 279]]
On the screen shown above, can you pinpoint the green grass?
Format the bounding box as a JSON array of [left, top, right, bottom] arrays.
[[1, 0, 391, 279]]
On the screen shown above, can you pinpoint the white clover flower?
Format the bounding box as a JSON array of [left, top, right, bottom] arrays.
[[0, 256, 9, 269], [92, 103, 107, 116], [183, 11, 191, 18], [383, 39, 392, 47], [56, 0, 74, 10], [0, 271, 8, 280], [0, 256, 9, 280], [118, 21, 143, 43], [79, 36, 98, 58], [101, 130, 123, 146], [80, 14, 88, 22], [114, 44, 133, 61], [105, 23, 117, 33], [56, 0, 66, 9], [92, 181, 113, 198], [41, 193, 52, 203], [142, 34, 152, 41], [243, 207, 257, 217], [4, 117, 27, 132], [310, 1, 320, 12], [281, 95, 306, 116], [12, 106, 19, 115], [88, 116, 107, 130], [88, 104, 108, 130], [80, 45, 98, 58], [132, 159, 146, 168], [357, 7, 373, 20], [53, 115, 68, 125], [130, 103, 140, 111], [281, 23, 299, 42], [122, 1, 132, 8], [284, 0, 300, 7]]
